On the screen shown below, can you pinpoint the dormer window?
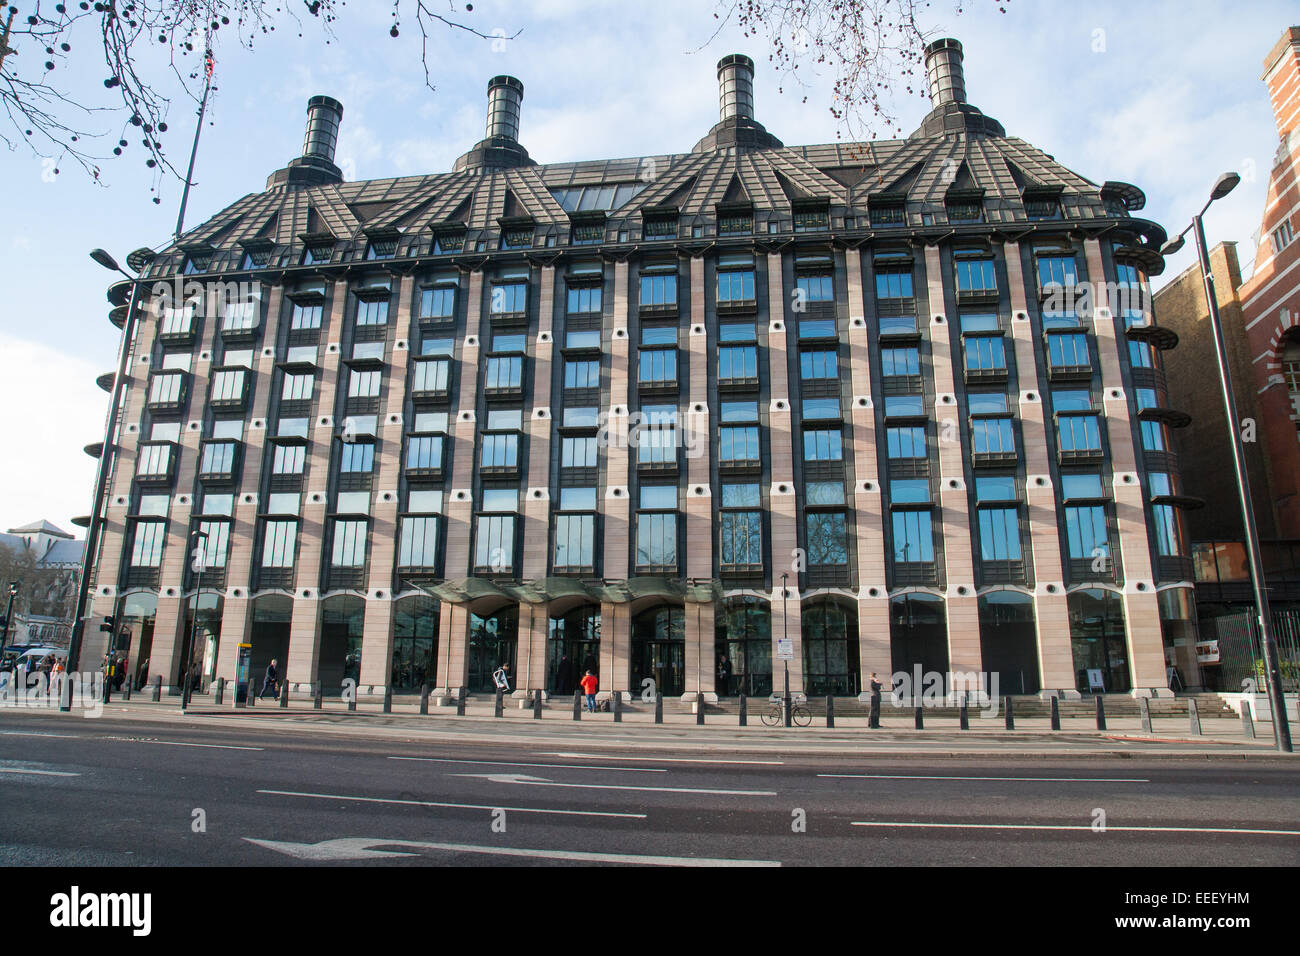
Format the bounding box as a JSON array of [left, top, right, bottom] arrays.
[[183, 252, 210, 275], [300, 233, 336, 265], [644, 214, 678, 241], [793, 201, 830, 233], [365, 235, 399, 260], [946, 191, 984, 223], [869, 201, 906, 227], [1024, 187, 1063, 221], [718, 204, 753, 236], [431, 227, 466, 255], [498, 218, 535, 250], [239, 240, 275, 270]]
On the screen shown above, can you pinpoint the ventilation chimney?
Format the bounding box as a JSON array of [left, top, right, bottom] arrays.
[[267, 95, 345, 190], [486, 75, 524, 141], [924, 38, 967, 108], [717, 54, 756, 121], [302, 95, 344, 164]]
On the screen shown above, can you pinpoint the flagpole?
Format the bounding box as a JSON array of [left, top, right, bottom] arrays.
[[174, 51, 214, 242]]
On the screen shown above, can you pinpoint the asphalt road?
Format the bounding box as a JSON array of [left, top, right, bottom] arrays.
[[0, 708, 1296, 867]]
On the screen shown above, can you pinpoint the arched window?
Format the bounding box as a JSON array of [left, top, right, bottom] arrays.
[[978, 590, 1039, 695], [716, 597, 772, 696], [1068, 588, 1130, 693], [393, 596, 440, 693], [631, 606, 684, 697], [802, 601, 860, 696], [468, 606, 518, 693]]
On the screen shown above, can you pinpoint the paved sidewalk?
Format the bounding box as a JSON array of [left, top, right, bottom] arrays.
[[35, 693, 1293, 758]]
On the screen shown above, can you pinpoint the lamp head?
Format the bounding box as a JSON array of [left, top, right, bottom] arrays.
[[1160, 235, 1186, 257], [1210, 172, 1241, 202], [89, 249, 121, 272]]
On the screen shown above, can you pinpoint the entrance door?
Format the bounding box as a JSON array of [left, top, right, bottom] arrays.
[[630, 606, 684, 697], [548, 607, 600, 696], [468, 608, 519, 693]]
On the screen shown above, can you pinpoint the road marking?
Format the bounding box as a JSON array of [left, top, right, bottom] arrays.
[[256, 789, 646, 819], [244, 836, 780, 866], [822, 774, 1149, 783], [97, 736, 263, 751], [539, 751, 783, 766], [0, 731, 82, 739], [451, 772, 776, 796], [0, 767, 80, 777], [851, 821, 1300, 835], [389, 756, 667, 773]]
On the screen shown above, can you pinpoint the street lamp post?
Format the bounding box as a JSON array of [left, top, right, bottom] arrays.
[[781, 572, 791, 728], [64, 249, 150, 711], [182, 530, 209, 712], [1, 580, 19, 656], [1162, 172, 1293, 753]]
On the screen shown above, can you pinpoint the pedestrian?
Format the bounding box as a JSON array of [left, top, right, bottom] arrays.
[[579, 669, 598, 713], [717, 656, 731, 696], [137, 658, 149, 692], [492, 662, 511, 693], [260, 658, 279, 699], [868, 671, 883, 729]]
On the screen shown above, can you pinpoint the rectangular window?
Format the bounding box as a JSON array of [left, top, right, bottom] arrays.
[[486, 409, 520, 431], [475, 515, 516, 570], [964, 336, 1006, 373], [803, 428, 843, 461], [1065, 505, 1109, 560], [978, 508, 1021, 561], [971, 417, 1015, 455], [793, 206, 830, 232], [331, 519, 368, 567], [408, 490, 443, 514], [636, 513, 677, 569], [282, 372, 314, 401], [268, 493, 300, 516], [420, 287, 455, 320], [1061, 474, 1105, 499], [806, 512, 849, 566], [1057, 415, 1102, 453], [893, 510, 934, 563], [561, 434, 595, 468], [136, 444, 173, 478], [720, 401, 758, 423], [484, 356, 523, 390], [420, 337, 454, 358], [718, 212, 752, 236], [565, 329, 602, 350], [149, 373, 185, 406], [801, 350, 838, 379], [947, 199, 983, 222], [567, 285, 602, 314], [356, 298, 388, 326], [398, 516, 440, 568], [563, 407, 599, 429], [1048, 332, 1091, 370], [200, 442, 236, 476], [493, 332, 526, 353], [875, 268, 914, 301], [272, 444, 305, 475], [884, 395, 924, 418], [637, 406, 677, 465], [222, 300, 258, 332], [955, 257, 997, 294], [795, 274, 833, 302], [348, 368, 381, 398], [564, 360, 600, 389], [481, 433, 519, 469], [261, 520, 298, 568], [195, 520, 230, 569], [339, 442, 375, 474], [640, 273, 678, 308], [491, 283, 528, 314], [806, 482, 846, 505], [136, 495, 170, 517], [799, 319, 837, 339], [161, 353, 192, 371], [1153, 503, 1185, 557], [412, 359, 449, 394], [870, 204, 905, 227], [290, 302, 323, 330], [719, 426, 760, 464], [886, 426, 926, 459], [719, 323, 755, 342], [720, 510, 762, 568], [891, 479, 931, 504], [718, 345, 758, 381], [1140, 420, 1168, 452], [1037, 255, 1078, 290], [881, 347, 920, 377], [717, 270, 756, 304], [639, 348, 677, 384], [130, 521, 166, 567], [560, 487, 597, 511], [554, 514, 595, 570], [976, 477, 1017, 502], [802, 398, 841, 420], [406, 435, 444, 471], [160, 305, 194, 336]]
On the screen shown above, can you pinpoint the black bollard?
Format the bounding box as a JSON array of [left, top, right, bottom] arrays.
[[100, 669, 111, 705], [1050, 695, 1061, 731], [213, 677, 224, 706], [826, 695, 834, 729], [383, 686, 393, 714], [914, 706, 924, 730], [347, 686, 356, 712], [456, 686, 466, 717], [151, 675, 162, 702], [1138, 695, 1152, 733], [738, 694, 747, 727], [496, 688, 505, 718], [1004, 696, 1014, 730], [122, 677, 131, 702], [613, 692, 622, 723], [419, 683, 430, 716], [1095, 694, 1106, 730], [696, 694, 705, 725], [654, 692, 663, 725], [247, 680, 254, 707], [959, 693, 969, 731], [573, 690, 582, 721], [1241, 705, 1255, 739], [1188, 698, 1201, 736], [533, 689, 543, 719], [281, 680, 290, 709], [313, 684, 323, 710]]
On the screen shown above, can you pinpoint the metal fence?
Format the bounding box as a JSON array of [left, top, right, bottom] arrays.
[[1200, 610, 1300, 693]]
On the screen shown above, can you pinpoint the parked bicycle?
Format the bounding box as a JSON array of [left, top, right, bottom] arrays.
[[760, 694, 811, 727]]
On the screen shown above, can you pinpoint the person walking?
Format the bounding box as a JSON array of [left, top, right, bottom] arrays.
[[492, 662, 511, 694], [260, 658, 279, 699], [868, 672, 883, 729], [579, 670, 599, 713], [716, 656, 732, 697]]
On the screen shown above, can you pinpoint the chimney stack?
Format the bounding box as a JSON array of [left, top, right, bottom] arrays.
[[717, 54, 756, 122], [302, 95, 344, 164], [485, 75, 524, 141], [923, 38, 967, 109]]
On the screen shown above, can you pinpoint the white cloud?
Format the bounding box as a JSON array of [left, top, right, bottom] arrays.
[[0, 335, 103, 536]]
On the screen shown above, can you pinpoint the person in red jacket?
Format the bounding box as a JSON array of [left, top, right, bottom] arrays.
[[579, 670, 599, 713]]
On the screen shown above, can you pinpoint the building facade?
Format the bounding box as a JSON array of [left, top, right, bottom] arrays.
[[81, 40, 1193, 701]]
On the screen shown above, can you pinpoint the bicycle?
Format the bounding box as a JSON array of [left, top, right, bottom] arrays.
[[760, 695, 811, 727]]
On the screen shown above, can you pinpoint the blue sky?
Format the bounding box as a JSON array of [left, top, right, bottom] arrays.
[[0, 0, 1295, 534]]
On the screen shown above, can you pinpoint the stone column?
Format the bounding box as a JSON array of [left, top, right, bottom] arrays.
[[602, 261, 633, 691]]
